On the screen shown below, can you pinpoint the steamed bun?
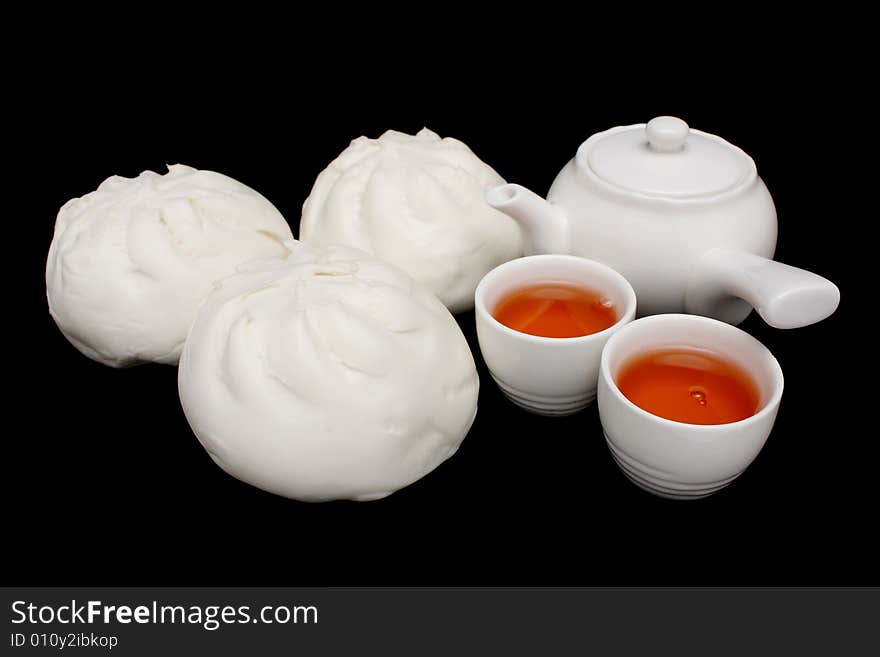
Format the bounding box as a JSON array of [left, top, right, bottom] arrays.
[[177, 241, 479, 501], [300, 128, 522, 313], [46, 164, 293, 367]]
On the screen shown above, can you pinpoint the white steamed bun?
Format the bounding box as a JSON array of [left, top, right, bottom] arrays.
[[177, 241, 479, 502], [46, 164, 293, 367], [300, 128, 522, 313]]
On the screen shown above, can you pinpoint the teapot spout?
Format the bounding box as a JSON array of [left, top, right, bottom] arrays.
[[486, 184, 569, 255]]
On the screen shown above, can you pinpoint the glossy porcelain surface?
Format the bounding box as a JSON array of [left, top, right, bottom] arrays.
[[475, 255, 636, 416], [598, 314, 784, 499], [486, 116, 839, 329]]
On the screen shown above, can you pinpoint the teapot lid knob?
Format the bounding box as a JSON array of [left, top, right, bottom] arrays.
[[646, 116, 689, 152]]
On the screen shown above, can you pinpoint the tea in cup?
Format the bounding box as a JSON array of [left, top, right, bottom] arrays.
[[475, 255, 637, 415], [598, 314, 784, 499]]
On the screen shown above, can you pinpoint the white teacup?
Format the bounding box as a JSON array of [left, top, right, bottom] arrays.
[[475, 255, 637, 416], [598, 314, 784, 499]]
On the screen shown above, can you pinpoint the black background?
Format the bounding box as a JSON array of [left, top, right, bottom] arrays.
[[9, 29, 873, 586]]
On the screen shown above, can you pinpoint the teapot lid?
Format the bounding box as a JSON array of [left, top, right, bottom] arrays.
[[580, 116, 756, 199]]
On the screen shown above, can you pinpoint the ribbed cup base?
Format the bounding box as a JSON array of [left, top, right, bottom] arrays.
[[604, 432, 739, 500], [492, 376, 595, 416]]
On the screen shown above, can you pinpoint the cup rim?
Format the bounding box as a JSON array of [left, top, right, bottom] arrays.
[[599, 313, 785, 431], [474, 254, 638, 345]]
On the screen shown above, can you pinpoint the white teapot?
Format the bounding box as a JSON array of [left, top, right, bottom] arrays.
[[486, 116, 839, 328]]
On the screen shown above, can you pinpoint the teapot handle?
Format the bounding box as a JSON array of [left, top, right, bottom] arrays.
[[685, 248, 840, 329]]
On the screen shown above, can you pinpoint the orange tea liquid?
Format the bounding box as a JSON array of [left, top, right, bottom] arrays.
[[492, 282, 617, 338], [616, 347, 761, 425]]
